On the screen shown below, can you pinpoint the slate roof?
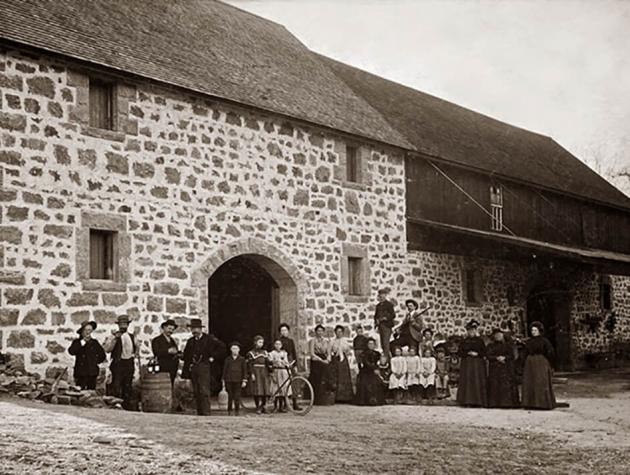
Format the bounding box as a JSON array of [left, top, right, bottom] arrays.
[[0, 0, 411, 149], [319, 55, 630, 210]]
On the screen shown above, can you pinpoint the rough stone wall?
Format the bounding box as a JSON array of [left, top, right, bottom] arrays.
[[571, 273, 630, 361], [0, 48, 406, 376], [0, 47, 628, 377]]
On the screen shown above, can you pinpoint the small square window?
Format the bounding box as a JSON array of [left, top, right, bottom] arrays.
[[348, 257, 363, 296], [464, 268, 483, 305], [346, 145, 360, 183], [89, 78, 114, 130], [89, 229, 115, 280]]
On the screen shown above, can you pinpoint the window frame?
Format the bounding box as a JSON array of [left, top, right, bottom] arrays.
[[463, 267, 484, 306], [346, 144, 360, 183], [599, 276, 613, 311], [347, 256, 363, 296], [88, 78, 115, 131], [490, 185, 504, 232], [89, 228, 116, 280]]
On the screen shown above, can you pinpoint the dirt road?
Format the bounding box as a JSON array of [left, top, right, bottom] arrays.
[[1, 369, 629, 474]]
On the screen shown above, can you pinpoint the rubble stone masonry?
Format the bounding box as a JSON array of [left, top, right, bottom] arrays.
[[0, 47, 628, 376]]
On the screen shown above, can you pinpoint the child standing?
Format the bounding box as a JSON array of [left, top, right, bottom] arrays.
[[389, 346, 407, 404], [405, 346, 421, 403], [353, 325, 369, 366], [247, 335, 270, 414], [419, 347, 437, 403], [268, 339, 291, 413], [435, 346, 450, 399], [377, 352, 391, 398], [222, 342, 248, 415]]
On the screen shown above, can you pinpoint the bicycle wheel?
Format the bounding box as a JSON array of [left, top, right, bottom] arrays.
[[286, 376, 314, 416]]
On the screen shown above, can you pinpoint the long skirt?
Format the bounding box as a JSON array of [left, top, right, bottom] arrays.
[[249, 365, 269, 396], [355, 369, 385, 406], [456, 356, 487, 407], [487, 361, 520, 408], [522, 355, 556, 410], [309, 360, 335, 405], [330, 356, 354, 402]]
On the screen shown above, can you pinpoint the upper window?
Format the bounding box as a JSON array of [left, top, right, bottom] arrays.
[[89, 78, 114, 130], [89, 229, 115, 280], [464, 268, 483, 306], [347, 256, 364, 296], [490, 185, 503, 231], [600, 277, 613, 311], [346, 144, 360, 183]]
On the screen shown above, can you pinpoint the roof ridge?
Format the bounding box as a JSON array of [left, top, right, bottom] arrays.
[[213, 0, 284, 29]]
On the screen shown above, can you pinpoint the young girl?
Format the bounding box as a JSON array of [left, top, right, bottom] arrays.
[[377, 352, 391, 399], [435, 346, 450, 399], [405, 346, 421, 403], [247, 335, 270, 414], [419, 347, 437, 402], [388, 346, 407, 404], [268, 339, 291, 412]]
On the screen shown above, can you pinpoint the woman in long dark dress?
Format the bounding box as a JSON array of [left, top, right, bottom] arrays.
[[486, 329, 519, 408], [330, 325, 354, 402], [456, 319, 488, 407], [309, 324, 335, 406], [355, 338, 385, 406], [522, 321, 556, 410]]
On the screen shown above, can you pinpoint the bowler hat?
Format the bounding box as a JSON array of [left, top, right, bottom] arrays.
[[465, 319, 480, 330], [229, 341, 241, 349], [116, 315, 130, 325], [188, 318, 203, 329], [160, 319, 178, 330], [77, 321, 97, 335]]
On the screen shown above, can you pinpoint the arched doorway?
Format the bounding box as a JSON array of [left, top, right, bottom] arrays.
[[191, 238, 304, 356], [209, 255, 279, 348]]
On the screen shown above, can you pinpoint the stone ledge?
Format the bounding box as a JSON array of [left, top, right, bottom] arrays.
[[81, 126, 125, 143], [81, 280, 127, 292]]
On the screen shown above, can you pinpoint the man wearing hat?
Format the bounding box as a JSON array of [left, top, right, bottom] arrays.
[[181, 318, 225, 416], [68, 321, 106, 390], [104, 314, 138, 410], [373, 288, 397, 360], [151, 319, 180, 385], [392, 299, 427, 352]]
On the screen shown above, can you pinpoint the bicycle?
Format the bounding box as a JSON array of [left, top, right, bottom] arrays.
[[265, 360, 314, 416]]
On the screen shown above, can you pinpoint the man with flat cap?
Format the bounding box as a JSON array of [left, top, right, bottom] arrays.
[[182, 318, 225, 416], [104, 314, 138, 410], [373, 288, 396, 360], [68, 321, 106, 390], [151, 319, 180, 385]]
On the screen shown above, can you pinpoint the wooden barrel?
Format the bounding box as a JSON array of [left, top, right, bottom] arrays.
[[140, 372, 172, 413]]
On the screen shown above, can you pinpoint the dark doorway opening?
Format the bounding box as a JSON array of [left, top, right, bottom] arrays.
[[526, 287, 572, 370], [209, 255, 278, 352]]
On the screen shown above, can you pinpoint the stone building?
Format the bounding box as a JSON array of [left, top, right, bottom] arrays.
[[0, 0, 628, 376]]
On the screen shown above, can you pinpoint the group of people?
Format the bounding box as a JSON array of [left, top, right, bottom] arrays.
[[308, 289, 557, 411], [67, 315, 301, 416], [66, 286, 557, 415]]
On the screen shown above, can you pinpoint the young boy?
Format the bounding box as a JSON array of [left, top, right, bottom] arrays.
[[222, 342, 248, 415], [353, 325, 369, 365]]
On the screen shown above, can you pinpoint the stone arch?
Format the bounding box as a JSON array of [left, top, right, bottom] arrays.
[[191, 238, 308, 354]]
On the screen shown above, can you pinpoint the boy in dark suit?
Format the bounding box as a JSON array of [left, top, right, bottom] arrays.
[[222, 341, 248, 415]]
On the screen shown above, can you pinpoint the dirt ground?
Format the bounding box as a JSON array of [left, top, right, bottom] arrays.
[[1, 368, 630, 475]]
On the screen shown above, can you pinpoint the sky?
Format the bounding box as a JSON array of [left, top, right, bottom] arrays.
[[228, 0, 630, 195]]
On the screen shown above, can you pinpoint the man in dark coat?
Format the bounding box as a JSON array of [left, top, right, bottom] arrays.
[[151, 319, 180, 385], [182, 319, 225, 416], [373, 288, 396, 360], [104, 314, 138, 410], [68, 321, 106, 390]]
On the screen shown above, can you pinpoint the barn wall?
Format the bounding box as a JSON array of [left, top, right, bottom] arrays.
[[0, 47, 407, 375]]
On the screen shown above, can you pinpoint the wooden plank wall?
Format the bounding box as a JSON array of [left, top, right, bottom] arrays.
[[405, 157, 630, 255]]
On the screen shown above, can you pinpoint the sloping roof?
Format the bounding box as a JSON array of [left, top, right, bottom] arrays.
[[319, 55, 630, 210], [0, 0, 411, 149]]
